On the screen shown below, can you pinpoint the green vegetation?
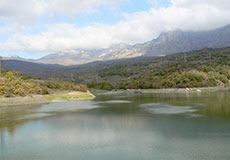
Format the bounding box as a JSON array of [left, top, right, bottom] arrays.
[[3, 48, 230, 91], [46, 94, 93, 101], [0, 69, 88, 97], [0, 101, 8, 104], [45, 80, 87, 91], [84, 48, 230, 90]]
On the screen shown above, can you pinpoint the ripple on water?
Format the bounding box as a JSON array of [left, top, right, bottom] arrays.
[[140, 103, 197, 115]]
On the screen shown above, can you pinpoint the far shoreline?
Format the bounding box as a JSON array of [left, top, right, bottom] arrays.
[[92, 86, 230, 95]]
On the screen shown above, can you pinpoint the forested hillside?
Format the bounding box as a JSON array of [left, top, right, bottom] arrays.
[[3, 47, 230, 90], [84, 47, 230, 90]]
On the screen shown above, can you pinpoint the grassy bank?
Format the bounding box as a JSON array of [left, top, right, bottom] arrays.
[[0, 69, 95, 106], [0, 91, 95, 107]]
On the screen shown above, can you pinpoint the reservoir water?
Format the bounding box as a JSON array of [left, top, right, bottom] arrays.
[[1, 91, 230, 160]]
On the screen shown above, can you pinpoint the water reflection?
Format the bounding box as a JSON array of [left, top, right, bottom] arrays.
[[0, 105, 41, 136], [140, 103, 197, 115], [0, 91, 230, 160], [0, 101, 99, 141], [1, 106, 230, 160], [116, 91, 230, 118]]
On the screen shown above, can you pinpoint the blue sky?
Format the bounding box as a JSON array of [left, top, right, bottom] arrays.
[[0, 0, 159, 59], [0, 0, 229, 59]]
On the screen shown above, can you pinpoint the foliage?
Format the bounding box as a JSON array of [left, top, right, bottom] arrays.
[[0, 69, 88, 97], [85, 48, 230, 90], [87, 81, 115, 90], [3, 47, 230, 91]]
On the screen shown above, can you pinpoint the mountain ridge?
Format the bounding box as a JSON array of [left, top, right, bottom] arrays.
[[3, 25, 230, 65]]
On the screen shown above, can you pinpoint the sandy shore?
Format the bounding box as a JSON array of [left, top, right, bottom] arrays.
[[0, 90, 95, 107], [93, 87, 230, 95]]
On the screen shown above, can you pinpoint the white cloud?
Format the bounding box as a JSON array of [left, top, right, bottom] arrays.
[[0, 0, 122, 23], [0, 0, 44, 23], [0, 0, 230, 54], [0, 19, 155, 52]]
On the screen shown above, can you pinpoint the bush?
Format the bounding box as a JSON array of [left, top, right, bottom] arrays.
[[0, 71, 88, 97]]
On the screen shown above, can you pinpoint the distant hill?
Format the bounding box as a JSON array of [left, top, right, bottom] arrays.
[[2, 55, 27, 61], [5, 25, 230, 65], [3, 47, 230, 89], [76, 47, 230, 89], [35, 44, 139, 65], [2, 60, 64, 78]]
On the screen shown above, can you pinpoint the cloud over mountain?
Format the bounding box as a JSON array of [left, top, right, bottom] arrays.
[[0, 0, 230, 56]]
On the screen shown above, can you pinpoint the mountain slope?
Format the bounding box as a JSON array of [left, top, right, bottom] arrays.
[[35, 25, 230, 65], [3, 25, 230, 65], [2, 60, 64, 78], [141, 25, 230, 56], [79, 47, 230, 89], [3, 47, 230, 90], [36, 44, 138, 65]]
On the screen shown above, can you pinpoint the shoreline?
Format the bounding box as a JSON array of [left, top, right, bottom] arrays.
[[92, 86, 230, 95], [0, 90, 95, 107], [1, 87, 229, 107]]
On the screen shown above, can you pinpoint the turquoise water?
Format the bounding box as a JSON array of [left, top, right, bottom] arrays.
[[1, 92, 230, 160]]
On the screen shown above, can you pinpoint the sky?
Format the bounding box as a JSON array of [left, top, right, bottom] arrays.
[[0, 0, 230, 59]]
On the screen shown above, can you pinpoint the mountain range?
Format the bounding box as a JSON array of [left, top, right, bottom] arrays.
[[3, 25, 230, 65]]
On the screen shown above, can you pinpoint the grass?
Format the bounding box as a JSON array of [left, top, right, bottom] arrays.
[[0, 101, 9, 104], [77, 94, 94, 98], [46, 94, 93, 101]]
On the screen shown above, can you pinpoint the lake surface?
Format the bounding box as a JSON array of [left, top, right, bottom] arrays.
[[1, 91, 230, 160]]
